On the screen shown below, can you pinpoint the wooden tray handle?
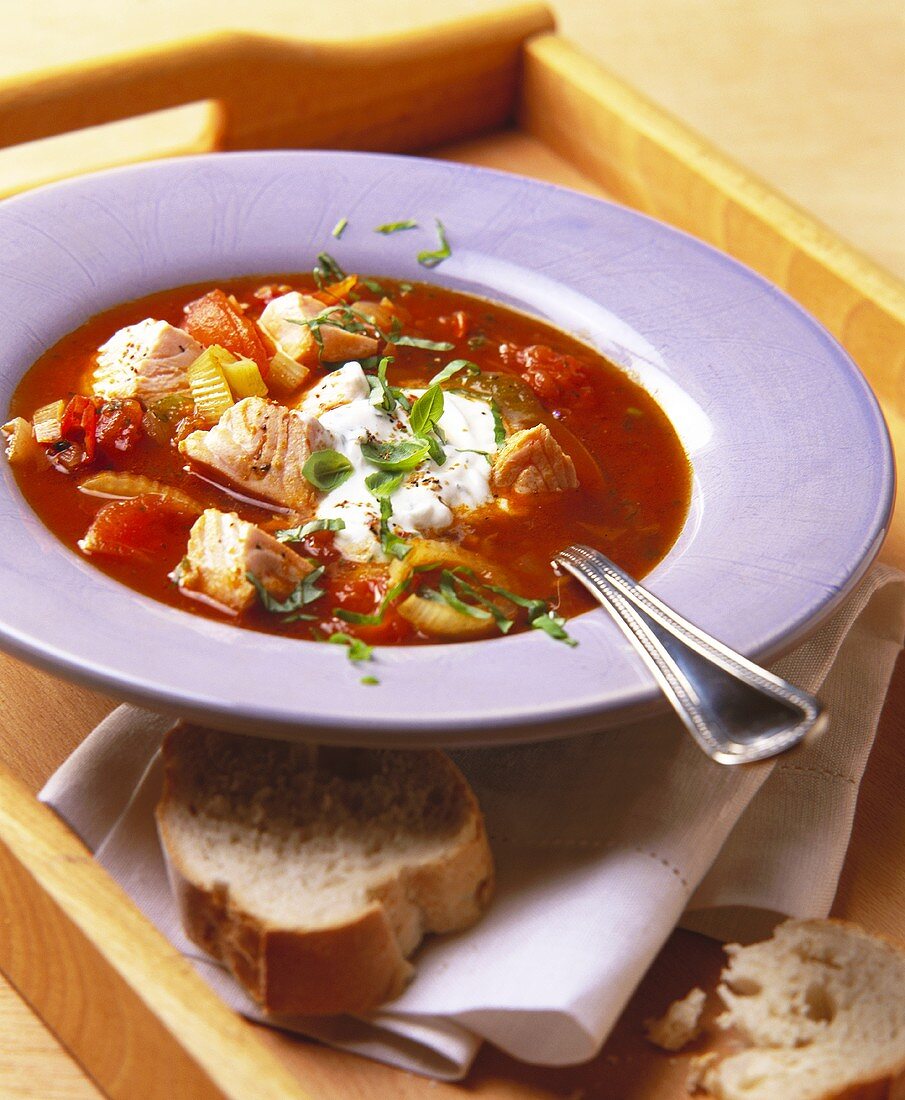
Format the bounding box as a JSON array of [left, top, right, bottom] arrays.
[[0, 5, 553, 157]]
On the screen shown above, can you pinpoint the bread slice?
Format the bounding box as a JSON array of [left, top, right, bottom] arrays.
[[156, 724, 494, 1016], [697, 919, 905, 1100]]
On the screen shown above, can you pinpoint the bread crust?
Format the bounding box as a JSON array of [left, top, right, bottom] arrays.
[[156, 724, 494, 1016]]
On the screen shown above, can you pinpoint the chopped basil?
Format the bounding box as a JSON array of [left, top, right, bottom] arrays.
[[391, 334, 454, 351], [375, 220, 418, 234], [446, 571, 514, 633], [429, 359, 480, 386], [409, 385, 444, 437], [378, 497, 411, 559], [331, 218, 348, 239], [275, 517, 345, 542], [360, 437, 430, 471], [365, 469, 404, 499], [247, 566, 325, 620], [530, 611, 578, 645], [360, 675, 380, 685], [313, 251, 346, 287], [327, 632, 374, 663], [399, 282, 414, 295], [483, 582, 577, 646], [370, 355, 408, 414], [489, 398, 507, 447], [361, 278, 385, 294], [302, 449, 354, 491], [417, 219, 451, 268], [437, 571, 492, 620]]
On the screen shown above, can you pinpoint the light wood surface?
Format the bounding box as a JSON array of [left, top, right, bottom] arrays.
[[0, 4, 904, 1099]]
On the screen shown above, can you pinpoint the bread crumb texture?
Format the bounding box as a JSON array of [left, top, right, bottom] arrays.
[[699, 919, 905, 1100], [645, 986, 706, 1051], [156, 724, 494, 1014]]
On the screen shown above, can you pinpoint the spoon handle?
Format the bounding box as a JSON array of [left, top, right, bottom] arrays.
[[554, 545, 827, 764]]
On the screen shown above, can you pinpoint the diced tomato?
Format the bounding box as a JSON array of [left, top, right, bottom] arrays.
[[329, 573, 410, 644], [502, 343, 593, 407], [183, 289, 270, 378], [81, 495, 195, 563], [95, 399, 144, 458], [60, 395, 99, 462]]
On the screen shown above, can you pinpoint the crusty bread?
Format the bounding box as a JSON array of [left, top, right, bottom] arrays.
[[156, 724, 494, 1016], [697, 919, 905, 1100]]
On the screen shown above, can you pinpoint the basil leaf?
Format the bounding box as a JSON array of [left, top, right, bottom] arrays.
[[489, 398, 507, 447], [417, 219, 452, 268], [391, 335, 454, 351], [327, 632, 374, 662], [409, 385, 444, 437], [530, 611, 578, 646], [302, 449, 354, 491], [360, 438, 430, 471], [375, 220, 418, 234], [247, 566, 325, 617], [437, 571, 491, 620], [331, 218, 348, 239], [448, 572, 514, 633], [399, 282, 413, 295], [483, 582, 578, 646], [379, 496, 411, 560], [313, 251, 346, 286], [361, 278, 385, 294], [429, 359, 480, 386], [360, 675, 380, 685], [365, 469, 404, 499], [276, 518, 345, 542]]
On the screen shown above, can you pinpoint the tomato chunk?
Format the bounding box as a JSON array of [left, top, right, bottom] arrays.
[[61, 395, 99, 462], [184, 289, 270, 377], [80, 495, 195, 563], [96, 399, 144, 458], [501, 343, 593, 408]]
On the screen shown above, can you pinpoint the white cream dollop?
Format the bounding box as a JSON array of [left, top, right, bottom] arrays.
[[311, 362, 498, 562]]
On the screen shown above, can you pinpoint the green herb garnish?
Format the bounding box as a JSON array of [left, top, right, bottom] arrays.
[[365, 469, 404, 499], [369, 356, 411, 414], [484, 583, 578, 646], [378, 497, 410, 559], [247, 566, 325, 621], [331, 218, 348, 239], [489, 398, 507, 447], [361, 278, 385, 294], [360, 675, 380, 685], [429, 359, 481, 386], [360, 438, 430, 471], [417, 219, 451, 268], [327, 632, 374, 663], [276, 518, 346, 542], [302, 449, 354, 492], [335, 574, 413, 625], [391, 334, 455, 351], [375, 220, 418, 234], [313, 251, 346, 287], [408, 385, 444, 437]]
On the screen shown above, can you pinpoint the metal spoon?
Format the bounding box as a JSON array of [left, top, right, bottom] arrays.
[[554, 545, 827, 764]]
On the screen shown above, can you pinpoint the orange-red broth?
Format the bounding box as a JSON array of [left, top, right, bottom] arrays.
[[10, 277, 691, 645]]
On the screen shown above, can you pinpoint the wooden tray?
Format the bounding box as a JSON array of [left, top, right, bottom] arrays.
[[1, 7, 904, 1097]]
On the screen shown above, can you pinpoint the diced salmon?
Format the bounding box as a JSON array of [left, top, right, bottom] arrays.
[[491, 424, 579, 495], [258, 292, 379, 364], [93, 319, 203, 400], [175, 509, 313, 615], [179, 396, 329, 512]]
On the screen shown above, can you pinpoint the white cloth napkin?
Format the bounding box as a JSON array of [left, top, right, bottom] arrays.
[[40, 563, 905, 1080]]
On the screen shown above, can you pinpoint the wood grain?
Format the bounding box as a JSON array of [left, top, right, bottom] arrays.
[[0, 974, 104, 1100], [0, 5, 553, 157]]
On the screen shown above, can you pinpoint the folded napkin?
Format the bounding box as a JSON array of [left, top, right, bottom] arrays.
[[41, 563, 905, 1080]]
